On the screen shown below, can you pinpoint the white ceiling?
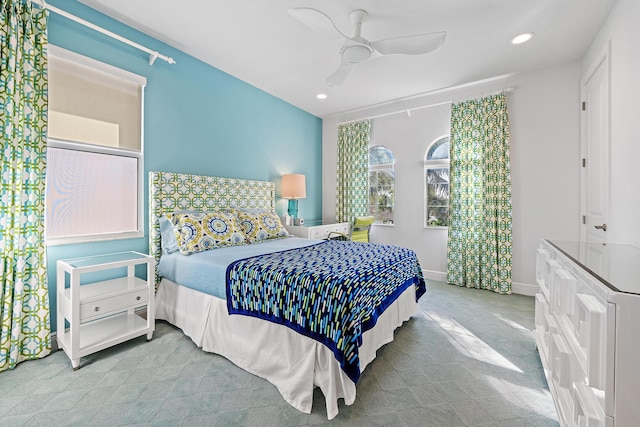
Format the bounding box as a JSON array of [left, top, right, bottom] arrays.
[[77, 0, 616, 118]]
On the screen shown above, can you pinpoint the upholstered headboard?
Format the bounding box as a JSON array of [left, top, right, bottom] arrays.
[[149, 171, 276, 281]]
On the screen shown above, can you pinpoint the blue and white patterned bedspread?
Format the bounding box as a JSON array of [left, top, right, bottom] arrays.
[[226, 240, 426, 383]]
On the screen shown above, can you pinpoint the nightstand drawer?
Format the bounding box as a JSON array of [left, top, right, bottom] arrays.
[[309, 227, 328, 239], [285, 222, 350, 239], [328, 223, 349, 235], [309, 223, 349, 239], [80, 288, 149, 321]]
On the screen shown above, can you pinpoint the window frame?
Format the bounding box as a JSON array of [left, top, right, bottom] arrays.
[[424, 135, 450, 229], [368, 145, 395, 225], [45, 45, 146, 246]]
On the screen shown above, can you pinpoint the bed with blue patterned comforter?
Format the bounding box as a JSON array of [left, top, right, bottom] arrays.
[[226, 239, 426, 383], [151, 172, 426, 419]]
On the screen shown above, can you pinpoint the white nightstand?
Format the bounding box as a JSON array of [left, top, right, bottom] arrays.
[[56, 251, 155, 370], [285, 222, 350, 240]]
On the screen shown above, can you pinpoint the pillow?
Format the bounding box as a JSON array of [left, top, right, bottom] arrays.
[[173, 211, 245, 255], [159, 215, 179, 254], [235, 210, 289, 243]]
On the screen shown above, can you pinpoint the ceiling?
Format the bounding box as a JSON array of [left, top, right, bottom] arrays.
[[77, 0, 616, 118]]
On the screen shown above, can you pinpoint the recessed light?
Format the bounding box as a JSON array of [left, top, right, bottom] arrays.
[[316, 93, 328, 100], [511, 32, 534, 45]]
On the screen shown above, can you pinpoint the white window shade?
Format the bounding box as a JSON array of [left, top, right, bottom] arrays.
[[45, 47, 145, 244], [48, 54, 142, 150]]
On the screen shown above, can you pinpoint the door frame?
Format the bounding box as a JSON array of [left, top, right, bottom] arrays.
[[580, 40, 611, 242]]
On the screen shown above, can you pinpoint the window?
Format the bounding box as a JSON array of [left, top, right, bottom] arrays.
[[424, 135, 450, 227], [369, 146, 394, 224], [45, 46, 146, 244]]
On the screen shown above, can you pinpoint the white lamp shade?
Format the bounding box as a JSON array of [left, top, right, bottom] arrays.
[[282, 174, 306, 199]]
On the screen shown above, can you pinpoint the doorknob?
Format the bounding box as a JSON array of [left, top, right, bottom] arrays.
[[594, 223, 607, 231]]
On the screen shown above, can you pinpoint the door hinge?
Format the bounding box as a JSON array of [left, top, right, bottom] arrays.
[[582, 215, 586, 224], [582, 101, 586, 111], [582, 158, 586, 167]]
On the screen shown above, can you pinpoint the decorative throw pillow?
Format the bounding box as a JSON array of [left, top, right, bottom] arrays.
[[173, 211, 245, 255], [235, 210, 289, 243], [159, 215, 180, 254]]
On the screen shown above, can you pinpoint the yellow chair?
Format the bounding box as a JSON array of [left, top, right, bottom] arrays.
[[351, 216, 375, 243]]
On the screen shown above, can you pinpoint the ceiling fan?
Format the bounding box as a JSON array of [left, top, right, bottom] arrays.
[[288, 7, 446, 87]]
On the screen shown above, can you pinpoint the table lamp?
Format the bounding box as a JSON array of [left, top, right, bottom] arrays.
[[282, 173, 306, 220]]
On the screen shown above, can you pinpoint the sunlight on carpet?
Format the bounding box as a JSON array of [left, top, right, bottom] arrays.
[[426, 311, 523, 373]]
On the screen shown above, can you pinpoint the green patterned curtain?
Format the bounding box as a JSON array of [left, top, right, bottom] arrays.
[[0, 0, 50, 371], [447, 93, 512, 294], [336, 120, 371, 223]]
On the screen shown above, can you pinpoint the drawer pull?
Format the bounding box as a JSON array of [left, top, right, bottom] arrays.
[[136, 296, 141, 301], [93, 306, 100, 312]]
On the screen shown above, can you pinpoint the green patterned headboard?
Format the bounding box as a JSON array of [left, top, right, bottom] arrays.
[[149, 171, 276, 281]]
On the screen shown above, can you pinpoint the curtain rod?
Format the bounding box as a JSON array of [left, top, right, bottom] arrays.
[[337, 87, 514, 125], [451, 87, 514, 104], [31, 0, 176, 66]]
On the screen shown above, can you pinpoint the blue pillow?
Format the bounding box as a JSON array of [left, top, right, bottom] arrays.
[[159, 215, 179, 254]]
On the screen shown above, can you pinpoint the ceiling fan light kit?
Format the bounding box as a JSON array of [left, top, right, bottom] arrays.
[[289, 7, 447, 87], [342, 44, 373, 63]]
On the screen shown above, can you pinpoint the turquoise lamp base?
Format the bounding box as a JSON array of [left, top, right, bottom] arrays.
[[287, 199, 299, 219]]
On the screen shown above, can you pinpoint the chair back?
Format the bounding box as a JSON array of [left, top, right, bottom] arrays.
[[351, 216, 375, 243]]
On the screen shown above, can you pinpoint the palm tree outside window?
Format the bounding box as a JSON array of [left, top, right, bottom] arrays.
[[368, 146, 395, 224], [424, 135, 450, 227]]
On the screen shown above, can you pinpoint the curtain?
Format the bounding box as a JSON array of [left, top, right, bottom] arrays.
[[0, 0, 50, 371], [336, 119, 371, 223], [447, 93, 512, 294]]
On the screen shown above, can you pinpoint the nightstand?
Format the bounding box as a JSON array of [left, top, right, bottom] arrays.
[[56, 251, 155, 370], [285, 222, 350, 240]]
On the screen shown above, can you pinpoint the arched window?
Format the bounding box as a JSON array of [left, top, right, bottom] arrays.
[[424, 136, 450, 227], [369, 146, 395, 224]]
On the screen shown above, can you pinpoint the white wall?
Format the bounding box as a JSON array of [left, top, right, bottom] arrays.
[[582, 0, 640, 247], [323, 63, 582, 293]]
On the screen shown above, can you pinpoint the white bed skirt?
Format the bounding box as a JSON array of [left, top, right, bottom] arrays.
[[155, 279, 418, 419]]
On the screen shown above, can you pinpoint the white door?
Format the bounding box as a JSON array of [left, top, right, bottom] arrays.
[[580, 43, 610, 244]]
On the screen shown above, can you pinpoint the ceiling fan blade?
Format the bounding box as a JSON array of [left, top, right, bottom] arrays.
[[288, 7, 349, 40], [326, 61, 353, 87], [371, 31, 446, 55]]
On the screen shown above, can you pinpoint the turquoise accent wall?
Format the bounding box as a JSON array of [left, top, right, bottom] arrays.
[[45, 1, 322, 332]]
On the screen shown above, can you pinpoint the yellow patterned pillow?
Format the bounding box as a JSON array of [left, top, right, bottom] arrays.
[[235, 210, 289, 243], [173, 211, 245, 255]]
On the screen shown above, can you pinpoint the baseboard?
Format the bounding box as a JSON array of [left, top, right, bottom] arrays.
[[423, 269, 447, 283], [423, 269, 538, 296], [511, 281, 538, 296]]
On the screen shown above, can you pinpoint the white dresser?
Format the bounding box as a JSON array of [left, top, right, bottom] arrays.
[[285, 222, 350, 240], [535, 240, 640, 427]]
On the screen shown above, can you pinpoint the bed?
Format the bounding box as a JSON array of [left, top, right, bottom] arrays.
[[149, 171, 426, 419]]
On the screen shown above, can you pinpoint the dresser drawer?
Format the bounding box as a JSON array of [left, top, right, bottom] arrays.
[[80, 289, 149, 321]]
